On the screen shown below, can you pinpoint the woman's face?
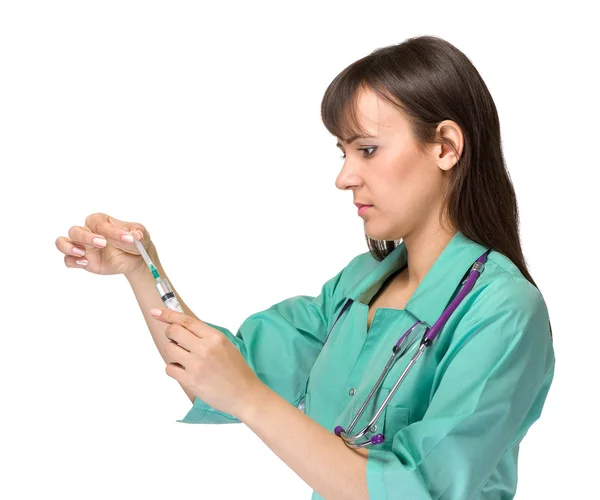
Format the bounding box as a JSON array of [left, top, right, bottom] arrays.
[[335, 87, 460, 241]]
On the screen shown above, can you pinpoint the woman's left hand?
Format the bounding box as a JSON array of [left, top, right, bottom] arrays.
[[150, 307, 264, 418]]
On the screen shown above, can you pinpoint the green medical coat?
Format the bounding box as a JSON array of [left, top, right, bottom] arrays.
[[176, 231, 555, 499]]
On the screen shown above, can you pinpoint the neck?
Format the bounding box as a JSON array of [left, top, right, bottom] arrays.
[[401, 221, 457, 288]]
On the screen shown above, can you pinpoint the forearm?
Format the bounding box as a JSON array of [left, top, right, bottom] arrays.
[[238, 384, 369, 500], [125, 243, 198, 403]]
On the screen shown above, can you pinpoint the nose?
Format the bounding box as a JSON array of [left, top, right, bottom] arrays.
[[335, 158, 364, 191]]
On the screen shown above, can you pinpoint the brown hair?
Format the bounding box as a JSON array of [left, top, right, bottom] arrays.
[[321, 35, 552, 338]]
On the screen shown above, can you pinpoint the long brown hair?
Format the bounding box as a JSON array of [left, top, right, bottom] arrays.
[[321, 35, 552, 338]]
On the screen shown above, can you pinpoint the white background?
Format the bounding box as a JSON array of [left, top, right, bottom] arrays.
[[1, 1, 598, 498]]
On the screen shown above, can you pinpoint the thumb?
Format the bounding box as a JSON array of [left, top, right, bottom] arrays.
[[107, 215, 146, 241]]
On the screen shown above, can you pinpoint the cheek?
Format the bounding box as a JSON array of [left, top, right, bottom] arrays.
[[378, 157, 440, 214], [379, 160, 421, 203], [385, 147, 423, 185]]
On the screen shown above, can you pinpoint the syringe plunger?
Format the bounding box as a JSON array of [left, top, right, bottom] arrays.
[[155, 277, 184, 313]]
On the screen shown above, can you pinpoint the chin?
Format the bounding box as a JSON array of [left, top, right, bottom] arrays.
[[364, 222, 405, 242], [365, 224, 402, 241]]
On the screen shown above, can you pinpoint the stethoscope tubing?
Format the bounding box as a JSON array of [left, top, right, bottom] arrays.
[[333, 249, 491, 448]]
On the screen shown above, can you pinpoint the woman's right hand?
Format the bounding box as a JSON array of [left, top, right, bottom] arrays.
[[55, 213, 154, 278]]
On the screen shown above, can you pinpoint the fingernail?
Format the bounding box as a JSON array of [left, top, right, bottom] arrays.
[[135, 231, 143, 240], [76, 259, 88, 266], [150, 308, 162, 316], [93, 237, 107, 247], [72, 247, 85, 256], [121, 234, 134, 243]]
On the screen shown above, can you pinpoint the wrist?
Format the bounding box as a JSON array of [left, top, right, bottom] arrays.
[[238, 381, 272, 424], [125, 242, 160, 281]]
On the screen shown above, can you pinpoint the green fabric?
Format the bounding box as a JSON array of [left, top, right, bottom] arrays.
[[176, 231, 554, 500]]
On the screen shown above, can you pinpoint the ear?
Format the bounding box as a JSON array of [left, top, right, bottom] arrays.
[[435, 120, 464, 171]]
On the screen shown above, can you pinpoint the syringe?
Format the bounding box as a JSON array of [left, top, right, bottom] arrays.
[[130, 231, 185, 313]]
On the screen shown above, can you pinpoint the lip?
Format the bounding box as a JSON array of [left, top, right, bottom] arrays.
[[357, 205, 372, 216], [354, 203, 373, 209]]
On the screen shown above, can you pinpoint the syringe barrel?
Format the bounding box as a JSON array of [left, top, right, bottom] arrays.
[[155, 278, 184, 313]]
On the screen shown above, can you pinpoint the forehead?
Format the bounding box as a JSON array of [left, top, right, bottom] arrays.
[[338, 87, 406, 143]]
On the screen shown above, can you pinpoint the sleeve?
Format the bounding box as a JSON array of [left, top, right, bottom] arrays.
[[176, 264, 348, 424], [365, 276, 556, 499]]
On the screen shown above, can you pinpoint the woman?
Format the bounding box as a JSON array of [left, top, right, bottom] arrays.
[[56, 35, 554, 499]]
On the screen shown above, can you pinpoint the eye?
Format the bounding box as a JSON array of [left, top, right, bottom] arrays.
[[360, 146, 377, 158], [339, 146, 378, 160]]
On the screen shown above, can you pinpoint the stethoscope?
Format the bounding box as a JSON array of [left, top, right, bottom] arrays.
[[329, 249, 491, 449]]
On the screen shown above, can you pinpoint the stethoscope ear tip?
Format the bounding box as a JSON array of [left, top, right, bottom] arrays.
[[370, 434, 385, 445]]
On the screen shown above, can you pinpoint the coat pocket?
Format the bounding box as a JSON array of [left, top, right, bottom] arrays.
[[332, 386, 392, 447], [376, 403, 410, 451], [384, 403, 410, 431]]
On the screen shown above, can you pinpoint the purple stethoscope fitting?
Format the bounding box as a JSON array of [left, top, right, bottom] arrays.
[[332, 249, 491, 449]]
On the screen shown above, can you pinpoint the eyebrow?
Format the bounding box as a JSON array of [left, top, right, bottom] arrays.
[[336, 134, 378, 147]]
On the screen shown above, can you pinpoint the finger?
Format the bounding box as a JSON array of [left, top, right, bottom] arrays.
[[83, 213, 146, 247], [164, 334, 194, 365], [55, 235, 91, 258], [64, 254, 89, 268], [165, 324, 195, 353], [105, 215, 147, 242], [150, 308, 207, 339], [165, 362, 190, 384], [63, 223, 112, 249]]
